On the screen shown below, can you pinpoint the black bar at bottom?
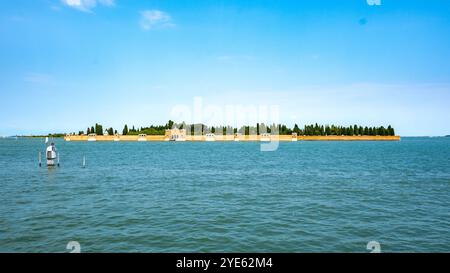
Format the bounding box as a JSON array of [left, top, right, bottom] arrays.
[[0, 253, 445, 272]]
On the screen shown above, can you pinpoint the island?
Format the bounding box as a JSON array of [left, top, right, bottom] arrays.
[[62, 121, 401, 142]]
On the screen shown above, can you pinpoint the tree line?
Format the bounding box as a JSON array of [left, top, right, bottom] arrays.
[[298, 124, 395, 136], [76, 121, 395, 136]]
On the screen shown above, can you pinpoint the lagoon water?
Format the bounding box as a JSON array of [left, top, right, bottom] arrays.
[[0, 137, 449, 252]]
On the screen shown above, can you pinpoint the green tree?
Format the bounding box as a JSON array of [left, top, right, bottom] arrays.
[[122, 125, 129, 135], [388, 125, 395, 136], [166, 120, 174, 129], [94, 123, 103, 135], [293, 124, 301, 134], [364, 127, 369, 135]]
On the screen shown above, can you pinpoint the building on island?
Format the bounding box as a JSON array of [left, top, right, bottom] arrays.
[[205, 133, 216, 142], [260, 133, 271, 142], [165, 128, 187, 141], [234, 133, 242, 142]]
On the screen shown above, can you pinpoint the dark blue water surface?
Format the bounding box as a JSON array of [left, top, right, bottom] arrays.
[[0, 137, 449, 252]]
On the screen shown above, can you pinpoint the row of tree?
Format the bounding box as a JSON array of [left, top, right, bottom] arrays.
[[77, 121, 396, 136], [81, 124, 118, 136], [299, 124, 395, 136]]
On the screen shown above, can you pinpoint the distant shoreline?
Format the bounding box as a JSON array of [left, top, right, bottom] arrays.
[[62, 135, 401, 142]]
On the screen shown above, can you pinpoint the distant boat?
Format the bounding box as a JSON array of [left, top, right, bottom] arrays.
[[260, 133, 271, 142], [138, 134, 147, 142], [205, 133, 216, 142], [87, 133, 97, 142], [45, 137, 49, 143]]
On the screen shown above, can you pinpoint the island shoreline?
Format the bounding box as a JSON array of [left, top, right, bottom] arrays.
[[63, 135, 401, 142]]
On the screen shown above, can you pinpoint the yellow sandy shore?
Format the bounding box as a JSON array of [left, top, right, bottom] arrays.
[[298, 135, 400, 141], [64, 135, 400, 142]]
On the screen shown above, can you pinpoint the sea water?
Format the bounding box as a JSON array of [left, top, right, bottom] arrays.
[[0, 137, 449, 252]]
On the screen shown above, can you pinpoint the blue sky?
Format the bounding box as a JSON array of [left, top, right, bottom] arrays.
[[1, 0, 449, 136]]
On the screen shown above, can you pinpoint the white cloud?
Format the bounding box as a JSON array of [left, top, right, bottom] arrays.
[[62, 0, 114, 12], [140, 10, 175, 30]]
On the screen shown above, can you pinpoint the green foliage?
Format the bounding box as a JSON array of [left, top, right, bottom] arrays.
[[79, 121, 396, 136], [94, 123, 103, 135]]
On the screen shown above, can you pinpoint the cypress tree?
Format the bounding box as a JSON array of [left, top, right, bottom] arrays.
[[167, 120, 174, 129], [95, 124, 103, 135], [294, 124, 300, 134], [388, 125, 394, 136]]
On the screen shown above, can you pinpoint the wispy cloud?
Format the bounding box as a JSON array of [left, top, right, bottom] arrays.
[[140, 10, 175, 30], [61, 0, 115, 12]]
